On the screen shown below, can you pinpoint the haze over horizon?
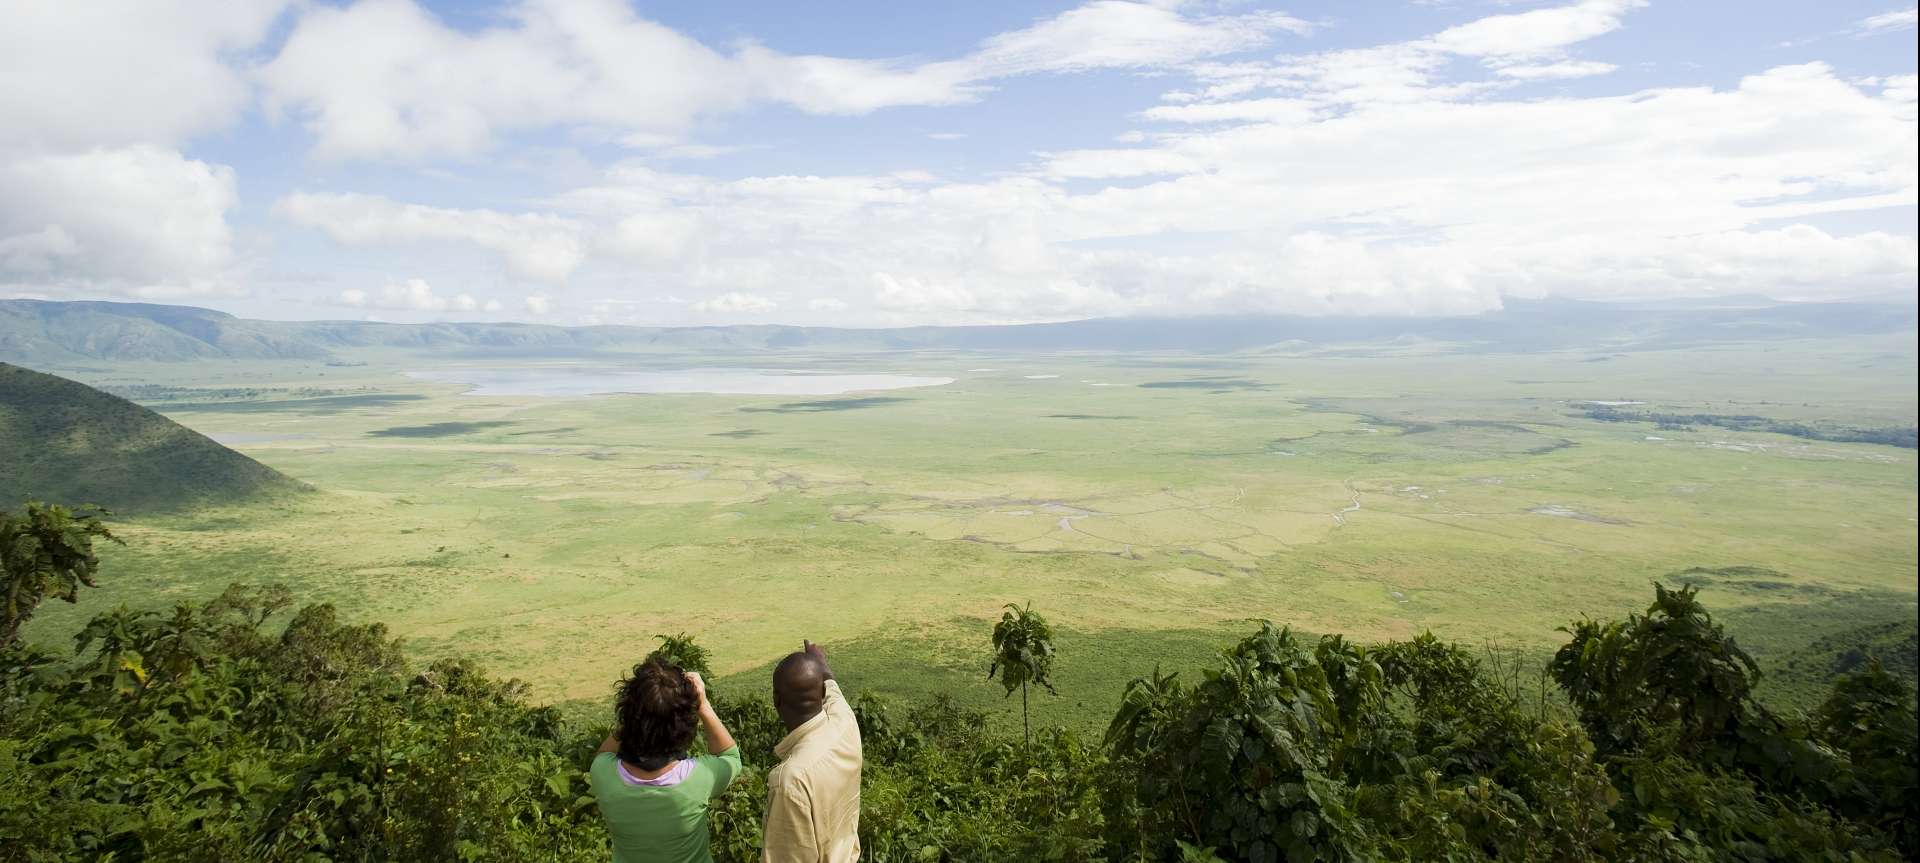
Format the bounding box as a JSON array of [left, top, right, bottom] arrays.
[[3, 0, 1916, 328]]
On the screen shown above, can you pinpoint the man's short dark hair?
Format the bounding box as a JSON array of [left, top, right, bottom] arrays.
[[615, 654, 697, 769]]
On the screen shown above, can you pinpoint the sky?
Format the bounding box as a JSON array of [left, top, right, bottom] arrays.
[[1, 0, 1915, 327]]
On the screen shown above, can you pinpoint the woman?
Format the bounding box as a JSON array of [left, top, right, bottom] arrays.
[[590, 655, 742, 863]]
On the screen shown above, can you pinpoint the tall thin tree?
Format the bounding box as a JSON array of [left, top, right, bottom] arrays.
[[988, 601, 1058, 749]]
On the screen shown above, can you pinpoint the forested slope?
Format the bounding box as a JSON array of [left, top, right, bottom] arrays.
[[0, 364, 305, 512]]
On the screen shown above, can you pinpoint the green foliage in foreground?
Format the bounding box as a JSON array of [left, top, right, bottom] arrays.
[[2, 502, 119, 646], [652, 632, 714, 676], [0, 518, 1913, 861]]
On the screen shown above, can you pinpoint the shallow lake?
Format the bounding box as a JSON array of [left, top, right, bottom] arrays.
[[406, 366, 955, 397]]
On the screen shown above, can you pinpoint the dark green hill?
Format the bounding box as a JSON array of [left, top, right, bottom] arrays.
[[0, 363, 306, 513]]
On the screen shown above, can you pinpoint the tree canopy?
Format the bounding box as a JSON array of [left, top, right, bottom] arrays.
[[1, 501, 118, 645]]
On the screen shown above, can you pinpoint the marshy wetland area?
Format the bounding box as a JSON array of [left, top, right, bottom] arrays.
[[30, 337, 1919, 728]]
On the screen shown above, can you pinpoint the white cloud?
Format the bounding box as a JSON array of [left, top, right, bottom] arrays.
[[873, 272, 977, 312], [647, 143, 755, 160], [1140, 97, 1316, 124], [601, 211, 700, 262], [1038, 148, 1205, 180], [741, 3, 1308, 116], [259, 0, 748, 160], [694, 292, 777, 314], [927, 132, 969, 141], [16, 0, 1905, 324], [257, 0, 1305, 159], [1494, 60, 1618, 79], [1170, 0, 1640, 110], [1882, 74, 1918, 117], [276, 192, 586, 282], [1428, 0, 1643, 59], [738, 50, 979, 116], [1180, 43, 1471, 109], [0, 146, 240, 295], [0, 4, 281, 299], [962, 1, 1309, 77], [0, 226, 80, 274], [1857, 7, 1917, 35], [337, 278, 481, 312], [516, 60, 1911, 323], [0, 0, 288, 151]]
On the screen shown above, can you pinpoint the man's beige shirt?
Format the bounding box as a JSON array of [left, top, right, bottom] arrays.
[[762, 679, 862, 863]]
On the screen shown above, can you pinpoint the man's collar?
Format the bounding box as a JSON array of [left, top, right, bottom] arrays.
[[774, 709, 827, 759]]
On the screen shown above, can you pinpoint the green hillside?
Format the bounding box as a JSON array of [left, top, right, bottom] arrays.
[[0, 363, 306, 513]]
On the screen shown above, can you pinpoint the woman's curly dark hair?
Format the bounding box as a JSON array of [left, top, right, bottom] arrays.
[[614, 654, 698, 769]]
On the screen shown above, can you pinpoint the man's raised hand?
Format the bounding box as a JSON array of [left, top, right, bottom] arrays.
[[803, 640, 833, 680]]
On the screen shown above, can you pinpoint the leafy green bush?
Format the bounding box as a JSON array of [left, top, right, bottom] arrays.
[[0, 585, 606, 861]]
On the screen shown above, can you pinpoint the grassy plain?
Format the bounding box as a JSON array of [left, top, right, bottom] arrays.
[[21, 335, 1918, 731]]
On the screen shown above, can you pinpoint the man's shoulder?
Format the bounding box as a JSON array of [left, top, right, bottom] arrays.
[[765, 762, 810, 801], [771, 737, 851, 783]]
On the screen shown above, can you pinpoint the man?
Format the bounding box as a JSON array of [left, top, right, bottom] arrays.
[[763, 640, 862, 862]]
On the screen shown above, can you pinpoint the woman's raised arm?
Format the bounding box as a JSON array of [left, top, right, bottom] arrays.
[[686, 672, 736, 754]]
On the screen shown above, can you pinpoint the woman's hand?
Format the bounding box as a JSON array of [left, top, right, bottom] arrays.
[[685, 671, 709, 709]]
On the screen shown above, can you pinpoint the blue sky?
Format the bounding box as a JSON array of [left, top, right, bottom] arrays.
[[1, 0, 1915, 325]]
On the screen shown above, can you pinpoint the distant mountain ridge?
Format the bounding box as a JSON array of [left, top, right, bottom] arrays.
[[0, 362, 305, 513], [1, 297, 1914, 363], [0, 300, 329, 362]]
